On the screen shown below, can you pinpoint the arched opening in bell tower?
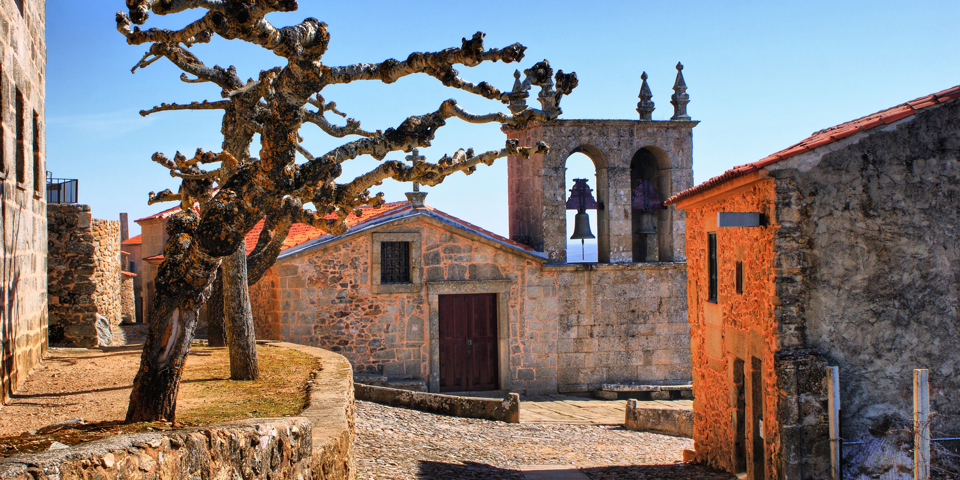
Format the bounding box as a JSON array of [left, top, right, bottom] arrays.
[[564, 148, 606, 263], [630, 146, 669, 262]]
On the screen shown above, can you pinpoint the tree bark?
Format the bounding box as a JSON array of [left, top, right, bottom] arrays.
[[222, 242, 258, 380], [125, 302, 198, 422], [206, 272, 227, 347]]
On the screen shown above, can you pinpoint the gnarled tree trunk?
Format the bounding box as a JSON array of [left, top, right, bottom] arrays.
[[222, 243, 258, 380], [206, 272, 227, 347]]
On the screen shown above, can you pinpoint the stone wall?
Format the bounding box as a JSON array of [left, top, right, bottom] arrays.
[[770, 98, 960, 439], [0, 0, 47, 403], [681, 176, 788, 478], [91, 219, 121, 326], [0, 418, 314, 479], [120, 272, 135, 321], [552, 262, 689, 392], [48, 205, 120, 347]]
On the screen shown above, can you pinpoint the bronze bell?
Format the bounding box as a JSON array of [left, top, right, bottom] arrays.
[[570, 210, 596, 241], [636, 211, 657, 235]]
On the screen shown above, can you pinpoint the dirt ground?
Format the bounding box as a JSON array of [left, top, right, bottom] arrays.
[[0, 324, 207, 437]]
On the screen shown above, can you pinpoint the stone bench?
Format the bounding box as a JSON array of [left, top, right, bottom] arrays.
[[593, 383, 694, 400], [624, 398, 694, 438]]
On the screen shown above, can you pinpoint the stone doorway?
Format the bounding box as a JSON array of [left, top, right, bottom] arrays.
[[438, 293, 499, 392]]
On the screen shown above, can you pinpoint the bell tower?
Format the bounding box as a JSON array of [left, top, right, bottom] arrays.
[[505, 63, 697, 264]]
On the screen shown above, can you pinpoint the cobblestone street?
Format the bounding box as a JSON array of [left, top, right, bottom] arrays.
[[356, 400, 735, 480]]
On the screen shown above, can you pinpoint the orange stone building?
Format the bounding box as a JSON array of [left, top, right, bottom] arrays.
[[669, 84, 960, 479]]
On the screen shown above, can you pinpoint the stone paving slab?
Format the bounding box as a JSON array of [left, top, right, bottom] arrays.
[[519, 394, 693, 425]]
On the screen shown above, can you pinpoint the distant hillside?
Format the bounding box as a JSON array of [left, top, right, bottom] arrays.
[[566, 242, 598, 263]]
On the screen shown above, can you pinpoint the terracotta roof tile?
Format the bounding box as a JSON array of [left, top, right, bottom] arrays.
[[121, 234, 142, 246], [134, 205, 182, 223], [667, 83, 960, 205], [242, 201, 412, 254]]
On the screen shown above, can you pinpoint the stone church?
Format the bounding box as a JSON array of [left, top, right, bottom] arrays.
[[241, 66, 699, 394], [133, 66, 698, 396]]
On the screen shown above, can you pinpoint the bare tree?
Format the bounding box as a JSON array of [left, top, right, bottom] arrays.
[[117, 0, 577, 423]]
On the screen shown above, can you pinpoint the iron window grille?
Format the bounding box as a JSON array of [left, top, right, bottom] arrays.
[[381, 241, 411, 284]]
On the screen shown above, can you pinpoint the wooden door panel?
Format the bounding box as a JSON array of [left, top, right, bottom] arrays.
[[438, 293, 498, 392], [438, 295, 466, 392]]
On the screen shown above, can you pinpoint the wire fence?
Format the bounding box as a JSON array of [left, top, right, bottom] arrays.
[[839, 414, 960, 480]]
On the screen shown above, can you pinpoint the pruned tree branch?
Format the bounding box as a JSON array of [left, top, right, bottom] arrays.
[[331, 139, 548, 218], [140, 99, 230, 116], [322, 32, 525, 88]]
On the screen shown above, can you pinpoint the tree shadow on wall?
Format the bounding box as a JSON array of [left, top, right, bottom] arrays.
[[417, 460, 524, 479], [579, 463, 737, 479]]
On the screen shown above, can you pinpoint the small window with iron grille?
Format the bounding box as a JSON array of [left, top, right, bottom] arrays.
[[380, 241, 411, 284]]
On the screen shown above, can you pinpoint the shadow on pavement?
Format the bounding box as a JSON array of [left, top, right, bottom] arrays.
[[579, 463, 737, 479], [417, 460, 524, 479]]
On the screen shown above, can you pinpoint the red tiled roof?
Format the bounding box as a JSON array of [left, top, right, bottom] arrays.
[[121, 271, 137, 278], [121, 234, 142, 246], [135, 204, 182, 223], [666, 83, 960, 205], [136, 199, 533, 262], [242, 201, 412, 254]]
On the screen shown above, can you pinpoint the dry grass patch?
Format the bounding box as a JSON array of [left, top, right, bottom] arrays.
[[0, 344, 320, 457]]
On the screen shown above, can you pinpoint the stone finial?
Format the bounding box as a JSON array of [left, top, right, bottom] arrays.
[[508, 70, 528, 114], [405, 149, 428, 208], [670, 62, 691, 121], [637, 72, 655, 121]]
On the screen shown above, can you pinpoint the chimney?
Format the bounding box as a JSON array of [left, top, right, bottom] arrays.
[[120, 213, 129, 242]]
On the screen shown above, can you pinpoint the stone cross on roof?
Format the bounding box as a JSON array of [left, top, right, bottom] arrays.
[[405, 149, 428, 208]]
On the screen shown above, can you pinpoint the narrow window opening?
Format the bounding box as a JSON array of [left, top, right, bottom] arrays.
[[32, 111, 40, 192], [14, 0, 22, 16], [736, 261, 743, 295], [708, 232, 718, 303], [0, 65, 4, 176], [381, 241, 411, 284], [15, 88, 24, 185]]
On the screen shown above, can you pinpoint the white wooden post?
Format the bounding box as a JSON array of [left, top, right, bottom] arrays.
[[827, 366, 841, 480], [914, 369, 930, 480]]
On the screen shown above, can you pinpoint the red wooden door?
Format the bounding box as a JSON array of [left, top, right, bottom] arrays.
[[438, 293, 498, 392]]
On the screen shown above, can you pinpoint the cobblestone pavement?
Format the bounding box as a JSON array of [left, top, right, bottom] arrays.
[[356, 400, 735, 480]]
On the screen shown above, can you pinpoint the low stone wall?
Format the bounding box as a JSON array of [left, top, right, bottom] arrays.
[[0, 344, 356, 480], [623, 398, 693, 438], [356, 383, 520, 423], [269, 342, 356, 479], [0, 418, 313, 479]]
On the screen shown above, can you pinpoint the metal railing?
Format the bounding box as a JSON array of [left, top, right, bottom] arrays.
[[46, 172, 78, 204]]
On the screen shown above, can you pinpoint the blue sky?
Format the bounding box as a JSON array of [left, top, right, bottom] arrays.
[[46, 1, 960, 238]]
